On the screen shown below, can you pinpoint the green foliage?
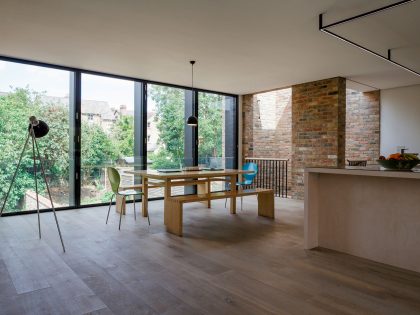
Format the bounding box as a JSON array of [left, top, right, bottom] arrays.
[[101, 191, 114, 203], [0, 88, 121, 212], [0, 85, 225, 212], [111, 115, 134, 157], [81, 122, 117, 169], [198, 93, 223, 161], [80, 123, 118, 202], [38, 103, 71, 180], [148, 150, 181, 169], [149, 86, 185, 169], [147, 86, 224, 169], [0, 88, 48, 212]]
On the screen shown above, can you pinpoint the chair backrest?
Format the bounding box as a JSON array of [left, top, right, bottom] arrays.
[[347, 160, 367, 167], [242, 162, 258, 184], [107, 167, 121, 193]]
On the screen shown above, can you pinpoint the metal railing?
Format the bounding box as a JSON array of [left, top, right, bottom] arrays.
[[244, 157, 288, 198]]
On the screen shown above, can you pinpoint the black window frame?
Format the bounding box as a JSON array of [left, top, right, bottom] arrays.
[[0, 55, 238, 216]]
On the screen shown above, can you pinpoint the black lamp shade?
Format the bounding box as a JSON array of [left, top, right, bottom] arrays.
[[28, 120, 49, 138], [186, 115, 198, 126]]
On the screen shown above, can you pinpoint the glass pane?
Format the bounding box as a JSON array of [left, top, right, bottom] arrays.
[[147, 84, 186, 197], [0, 60, 74, 213], [81, 74, 135, 205], [198, 92, 237, 191]]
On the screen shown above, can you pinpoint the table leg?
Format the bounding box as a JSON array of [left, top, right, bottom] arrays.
[[230, 175, 237, 214], [165, 198, 183, 236], [197, 179, 211, 208], [142, 177, 148, 217]]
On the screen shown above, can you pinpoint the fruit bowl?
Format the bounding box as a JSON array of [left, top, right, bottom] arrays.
[[377, 159, 419, 170]]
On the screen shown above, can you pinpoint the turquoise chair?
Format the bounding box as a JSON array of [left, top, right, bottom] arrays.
[[106, 167, 148, 230], [225, 162, 258, 210]]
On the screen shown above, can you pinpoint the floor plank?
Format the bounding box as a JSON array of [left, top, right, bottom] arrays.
[[0, 197, 420, 315]]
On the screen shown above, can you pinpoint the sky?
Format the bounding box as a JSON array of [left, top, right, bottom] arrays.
[[0, 60, 136, 109], [0, 60, 229, 113]]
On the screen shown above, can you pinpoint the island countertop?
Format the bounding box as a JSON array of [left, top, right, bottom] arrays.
[[306, 165, 420, 179], [305, 166, 420, 273]]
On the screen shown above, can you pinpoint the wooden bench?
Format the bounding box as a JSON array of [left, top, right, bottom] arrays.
[[165, 188, 275, 236], [116, 179, 220, 214]]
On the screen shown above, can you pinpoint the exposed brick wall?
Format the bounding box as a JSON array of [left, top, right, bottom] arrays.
[[346, 89, 380, 164], [242, 94, 254, 158], [291, 77, 346, 199], [243, 89, 292, 159], [242, 89, 292, 192], [242, 78, 381, 200]]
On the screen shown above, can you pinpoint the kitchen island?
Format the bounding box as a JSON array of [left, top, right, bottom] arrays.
[[305, 166, 420, 273]]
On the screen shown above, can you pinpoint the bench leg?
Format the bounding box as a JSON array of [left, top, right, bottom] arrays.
[[165, 199, 183, 236], [258, 191, 275, 219], [163, 179, 171, 226], [197, 180, 211, 208], [116, 194, 126, 215]]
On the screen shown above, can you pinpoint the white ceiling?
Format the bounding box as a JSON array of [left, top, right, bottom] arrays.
[[0, 0, 419, 95]]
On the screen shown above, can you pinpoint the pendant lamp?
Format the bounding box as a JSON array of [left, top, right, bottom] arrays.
[[186, 60, 198, 127]]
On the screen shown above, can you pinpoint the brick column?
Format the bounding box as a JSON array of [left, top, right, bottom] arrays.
[[242, 94, 254, 158], [291, 77, 346, 199], [346, 90, 380, 163]]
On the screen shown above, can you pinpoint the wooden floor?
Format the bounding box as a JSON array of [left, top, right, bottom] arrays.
[[1, 197, 420, 315]]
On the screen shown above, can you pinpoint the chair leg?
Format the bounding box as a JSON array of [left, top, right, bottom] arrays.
[[147, 205, 150, 226], [119, 196, 125, 230], [241, 196, 243, 211], [106, 194, 113, 224], [133, 195, 136, 221]]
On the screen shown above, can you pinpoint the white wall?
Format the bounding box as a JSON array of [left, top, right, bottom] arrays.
[[381, 84, 420, 156]]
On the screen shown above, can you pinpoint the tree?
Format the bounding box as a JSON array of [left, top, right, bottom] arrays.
[[148, 86, 224, 168], [0, 88, 54, 211], [81, 121, 118, 184], [198, 93, 223, 162], [148, 86, 185, 169], [38, 103, 71, 182], [0, 88, 119, 212], [0, 86, 227, 212], [111, 115, 134, 157]]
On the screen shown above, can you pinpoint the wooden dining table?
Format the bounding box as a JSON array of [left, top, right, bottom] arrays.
[[125, 169, 252, 234]]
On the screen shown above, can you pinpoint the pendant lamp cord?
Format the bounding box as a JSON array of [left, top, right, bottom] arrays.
[[190, 60, 195, 108], [191, 61, 194, 89]]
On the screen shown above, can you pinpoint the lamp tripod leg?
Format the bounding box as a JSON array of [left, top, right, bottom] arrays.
[[0, 133, 31, 216], [33, 135, 66, 253], [31, 133, 41, 239]]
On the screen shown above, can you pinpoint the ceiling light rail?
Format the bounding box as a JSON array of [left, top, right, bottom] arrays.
[[319, 0, 420, 77]]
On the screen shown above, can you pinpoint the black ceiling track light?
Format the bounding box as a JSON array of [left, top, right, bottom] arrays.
[[319, 0, 420, 77]]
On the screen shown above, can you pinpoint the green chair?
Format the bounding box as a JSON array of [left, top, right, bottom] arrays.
[[106, 167, 149, 230]]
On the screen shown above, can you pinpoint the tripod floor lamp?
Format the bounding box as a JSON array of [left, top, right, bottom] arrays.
[[0, 116, 65, 252]]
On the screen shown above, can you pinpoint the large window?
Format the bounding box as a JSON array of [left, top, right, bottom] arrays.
[[147, 84, 186, 170], [198, 92, 237, 191], [81, 74, 135, 205], [0, 60, 74, 213], [147, 84, 188, 197], [0, 57, 237, 213]]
